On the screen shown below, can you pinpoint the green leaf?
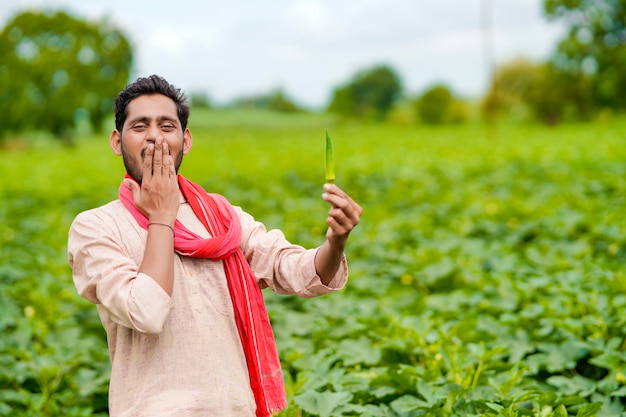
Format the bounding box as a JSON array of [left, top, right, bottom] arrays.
[[575, 402, 603, 417], [390, 394, 429, 414], [416, 380, 438, 407], [485, 401, 503, 411], [552, 404, 568, 417], [337, 337, 381, 366], [545, 375, 595, 397], [293, 390, 353, 417]]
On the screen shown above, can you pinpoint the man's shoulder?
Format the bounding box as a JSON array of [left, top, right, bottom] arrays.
[[71, 200, 126, 228]]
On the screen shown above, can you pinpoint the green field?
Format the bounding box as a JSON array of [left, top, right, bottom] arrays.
[[1, 110, 626, 416]]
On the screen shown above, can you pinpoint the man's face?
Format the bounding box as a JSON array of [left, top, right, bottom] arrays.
[[110, 94, 192, 183]]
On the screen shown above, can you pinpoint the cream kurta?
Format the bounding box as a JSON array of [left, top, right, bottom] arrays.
[[68, 198, 347, 417]]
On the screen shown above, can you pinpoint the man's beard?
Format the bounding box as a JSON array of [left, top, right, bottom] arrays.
[[121, 141, 184, 184]]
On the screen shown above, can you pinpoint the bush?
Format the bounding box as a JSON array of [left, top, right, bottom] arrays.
[[327, 65, 402, 121], [414, 84, 468, 125]]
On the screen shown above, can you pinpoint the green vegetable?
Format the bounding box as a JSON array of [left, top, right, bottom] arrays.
[[325, 130, 335, 184]]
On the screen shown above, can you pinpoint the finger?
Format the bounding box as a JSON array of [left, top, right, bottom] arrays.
[[322, 184, 359, 208], [328, 206, 358, 229], [349, 199, 363, 217], [323, 203, 361, 236], [323, 183, 346, 198], [322, 190, 345, 208], [143, 143, 155, 178], [162, 142, 173, 176], [334, 201, 361, 231], [323, 192, 358, 213], [321, 185, 362, 226], [326, 215, 353, 236], [124, 179, 141, 204], [153, 138, 164, 174]]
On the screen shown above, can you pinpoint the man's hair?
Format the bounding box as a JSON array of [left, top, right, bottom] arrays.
[[114, 74, 190, 132]]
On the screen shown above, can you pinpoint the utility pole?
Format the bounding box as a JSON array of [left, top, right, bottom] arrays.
[[481, 0, 498, 139]]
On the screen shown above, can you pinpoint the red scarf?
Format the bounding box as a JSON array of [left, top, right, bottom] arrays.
[[119, 174, 287, 417]]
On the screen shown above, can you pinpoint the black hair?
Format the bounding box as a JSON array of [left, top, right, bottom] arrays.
[[114, 74, 189, 132]]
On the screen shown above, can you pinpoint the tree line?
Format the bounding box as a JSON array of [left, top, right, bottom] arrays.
[[1, 1, 625, 142], [327, 0, 626, 126]]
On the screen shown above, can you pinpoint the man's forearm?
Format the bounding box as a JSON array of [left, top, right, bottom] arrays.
[[314, 239, 345, 285], [139, 223, 175, 295]]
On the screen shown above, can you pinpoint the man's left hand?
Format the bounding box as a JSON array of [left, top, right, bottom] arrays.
[[322, 183, 362, 250]]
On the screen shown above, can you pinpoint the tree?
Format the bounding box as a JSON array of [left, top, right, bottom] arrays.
[[482, 58, 540, 123], [327, 65, 402, 121], [266, 89, 302, 113], [0, 9, 133, 141], [231, 88, 303, 112], [544, 0, 626, 110], [190, 91, 212, 109], [415, 84, 467, 125], [525, 62, 593, 124], [482, 58, 593, 124]]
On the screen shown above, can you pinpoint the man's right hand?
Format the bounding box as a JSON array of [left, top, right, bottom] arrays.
[[124, 137, 180, 226]]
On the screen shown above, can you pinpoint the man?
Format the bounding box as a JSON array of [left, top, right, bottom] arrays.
[[67, 74, 362, 417]]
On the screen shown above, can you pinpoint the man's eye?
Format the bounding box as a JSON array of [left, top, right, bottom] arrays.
[[133, 124, 146, 130], [162, 124, 175, 130]]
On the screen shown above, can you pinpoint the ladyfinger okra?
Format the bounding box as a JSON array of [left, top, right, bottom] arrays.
[[325, 130, 335, 184]]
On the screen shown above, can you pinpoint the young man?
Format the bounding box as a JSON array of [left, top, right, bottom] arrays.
[[67, 75, 362, 417]]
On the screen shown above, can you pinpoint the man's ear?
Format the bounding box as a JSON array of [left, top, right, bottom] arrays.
[[110, 130, 122, 156], [183, 128, 193, 155]]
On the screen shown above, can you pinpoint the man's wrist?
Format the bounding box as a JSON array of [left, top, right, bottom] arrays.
[[148, 222, 175, 234]]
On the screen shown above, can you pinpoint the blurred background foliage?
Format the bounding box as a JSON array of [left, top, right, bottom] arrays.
[[0, 9, 132, 143], [1, 0, 626, 144], [544, 0, 626, 110], [0, 0, 626, 141]]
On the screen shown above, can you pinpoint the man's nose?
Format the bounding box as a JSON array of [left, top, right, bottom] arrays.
[[145, 125, 163, 142]]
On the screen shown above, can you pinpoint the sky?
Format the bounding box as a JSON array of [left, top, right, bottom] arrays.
[[0, 0, 566, 109]]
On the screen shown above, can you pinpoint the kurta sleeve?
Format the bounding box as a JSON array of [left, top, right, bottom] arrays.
[[68, 208, 174, 334], [235, 206, 348, 297]]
